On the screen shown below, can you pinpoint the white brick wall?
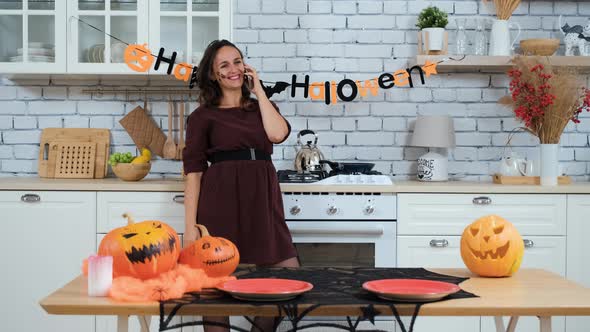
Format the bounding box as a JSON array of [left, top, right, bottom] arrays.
[[0, 0, 589, 179]]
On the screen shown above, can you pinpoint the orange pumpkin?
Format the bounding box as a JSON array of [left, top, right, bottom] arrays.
[[179, 224, 240, 277], [460, 215, 524, 277], [98, 213, 180, 280]]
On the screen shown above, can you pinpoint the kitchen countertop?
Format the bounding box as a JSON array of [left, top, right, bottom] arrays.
[[2, 177, 590, 193]]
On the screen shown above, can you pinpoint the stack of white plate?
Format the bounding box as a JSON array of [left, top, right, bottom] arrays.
[[9, 42, 55, 63]]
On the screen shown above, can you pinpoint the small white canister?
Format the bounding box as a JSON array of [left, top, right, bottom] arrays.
[[417, 151, 448, 181]]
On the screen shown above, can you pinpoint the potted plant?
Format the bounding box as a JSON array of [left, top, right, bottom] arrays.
[[500, 56, 590, 185], [416, 6, 449, 52]]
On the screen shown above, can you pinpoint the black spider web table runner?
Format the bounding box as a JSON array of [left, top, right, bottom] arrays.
[[159, 267, 477, 332]]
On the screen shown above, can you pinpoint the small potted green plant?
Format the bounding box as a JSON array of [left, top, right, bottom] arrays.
[[416, 6, 449, 51]]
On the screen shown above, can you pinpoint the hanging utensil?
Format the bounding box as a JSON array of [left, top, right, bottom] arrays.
[[163, 99, 177, 159], [177, 101, 186, 160]]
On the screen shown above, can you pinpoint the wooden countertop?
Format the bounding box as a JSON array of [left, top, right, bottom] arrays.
[[2, 177, 590, 193], [40, 269, 590, 317]]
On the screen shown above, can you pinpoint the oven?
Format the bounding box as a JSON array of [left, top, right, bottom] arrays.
[[283, 192, 396, 268], [278, 190, 397, 331]]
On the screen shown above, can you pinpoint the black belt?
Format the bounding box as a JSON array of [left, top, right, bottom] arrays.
[[209, 148, 271, 164]]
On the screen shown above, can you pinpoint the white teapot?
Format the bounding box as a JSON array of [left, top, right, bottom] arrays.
[[500, 153, 535, 176]]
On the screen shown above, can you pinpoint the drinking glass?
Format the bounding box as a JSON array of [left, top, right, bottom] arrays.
[[455, 18, 469, 55]]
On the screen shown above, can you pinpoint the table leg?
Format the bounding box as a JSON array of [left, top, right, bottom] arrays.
[[506, 317, 519, 332], [494, 316, 505, 332], [117, 315, 129, 332], [494, 316, 519, 332], [539, 316, 552, 332], [138, 315, 151, 332]]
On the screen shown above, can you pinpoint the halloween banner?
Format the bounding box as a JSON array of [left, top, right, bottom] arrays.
[[74, 16, 463, 104]]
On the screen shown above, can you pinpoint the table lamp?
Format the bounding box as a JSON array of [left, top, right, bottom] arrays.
[[410, 115, 456, 181]]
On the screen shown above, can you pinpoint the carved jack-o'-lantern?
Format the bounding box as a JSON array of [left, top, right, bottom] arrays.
[[460, 215, 524, 277], [98, 213, 180, 280], [179, 224, 240, 277], [124, 43, 154, 73]]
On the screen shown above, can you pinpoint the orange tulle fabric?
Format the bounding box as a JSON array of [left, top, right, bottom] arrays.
[[82, 260, 235, 302], [108, 264, 236, 302]]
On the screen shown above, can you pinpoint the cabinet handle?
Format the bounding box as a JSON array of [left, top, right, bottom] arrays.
[[429, 239, 449, 248], [21, 194, 41, 203], [172, 195, 184, 204], [472, 196, 492, 205], [523, 239, 534, 248]]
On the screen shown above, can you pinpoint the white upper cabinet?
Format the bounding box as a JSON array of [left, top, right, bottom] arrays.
[[0, 0, 66, 73], [66, 0, 149, 74], [148, 0, 232, 75], [0, 0, 232, 75]]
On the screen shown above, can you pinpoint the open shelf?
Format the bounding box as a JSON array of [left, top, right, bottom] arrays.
[[415, 55, 590, 73]]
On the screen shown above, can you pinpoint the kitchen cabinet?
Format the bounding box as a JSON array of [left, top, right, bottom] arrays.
[[0, 0, 232, 75], [148, 0, 232, 74], [0, 0, 66, 73], [0, 191, 95, 332], [565, 195, 590, 332], [66, 0, 149, 74], [397, 193, 567, 332]]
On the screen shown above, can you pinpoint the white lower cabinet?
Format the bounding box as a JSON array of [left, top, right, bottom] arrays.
[[97, 191, 186, 234], [397, 236, 480, 332], [397, 194, 568, 332], [566, 195, 590, 332], [0, 191, 96, 332], [480, 236, 566, 332]]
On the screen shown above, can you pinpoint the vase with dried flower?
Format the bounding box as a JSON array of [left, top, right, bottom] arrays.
[[483, 0, 522, 56], [500, 57, 590, 185]]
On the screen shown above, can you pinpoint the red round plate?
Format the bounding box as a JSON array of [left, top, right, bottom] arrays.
[[362, 279, 461, 302], [217, 278, 313, 301]]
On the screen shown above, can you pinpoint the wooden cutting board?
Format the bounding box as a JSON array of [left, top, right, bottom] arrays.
[[53, 142, 96, 179], [38, 128, 110, 179]]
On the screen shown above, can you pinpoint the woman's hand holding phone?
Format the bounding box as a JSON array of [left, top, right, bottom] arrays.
[[243, 64, 262, 96]]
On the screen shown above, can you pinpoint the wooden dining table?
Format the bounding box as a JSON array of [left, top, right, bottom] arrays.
[[40, 268, 590, 332]]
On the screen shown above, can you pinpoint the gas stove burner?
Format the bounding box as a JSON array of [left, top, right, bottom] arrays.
[[277, 170, 328, 183]]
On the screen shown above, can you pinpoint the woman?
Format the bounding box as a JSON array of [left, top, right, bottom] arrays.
[[182, 39, 299, 332]]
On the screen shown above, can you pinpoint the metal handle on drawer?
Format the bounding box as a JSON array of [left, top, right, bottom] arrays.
[[472, 196, 492, 205], [429, 239, 449, 248], [21, 194, 40, 203], [172, 195, 184, 204], [523, 239, 534, 248]]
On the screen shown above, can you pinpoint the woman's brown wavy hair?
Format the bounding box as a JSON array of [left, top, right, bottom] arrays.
[[196, 39, 255, 110]]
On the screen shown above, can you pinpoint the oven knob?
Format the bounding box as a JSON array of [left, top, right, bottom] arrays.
[[364, 205, 375, 215], [289, 206, 301, 216], [327, 206, 338, 215]]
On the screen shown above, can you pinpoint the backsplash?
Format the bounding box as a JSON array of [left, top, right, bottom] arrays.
[[1, 0, 589, 180]]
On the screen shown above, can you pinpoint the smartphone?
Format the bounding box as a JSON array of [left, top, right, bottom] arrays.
[[244, 67, 254, 90]]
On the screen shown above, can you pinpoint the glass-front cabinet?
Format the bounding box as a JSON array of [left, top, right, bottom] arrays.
[[0, 0, 231, 74], [0, 0, 66, 73], [67, 0, 148, 73], [148, 0, 231, 75]]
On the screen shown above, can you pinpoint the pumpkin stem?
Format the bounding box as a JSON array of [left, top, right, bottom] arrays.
[[194, 224, 210, 237], [122, 213, 135, 225]]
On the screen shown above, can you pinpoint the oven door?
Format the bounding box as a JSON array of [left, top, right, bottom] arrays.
[[287, 221, 396, 268], [280, 221, 397, 330]]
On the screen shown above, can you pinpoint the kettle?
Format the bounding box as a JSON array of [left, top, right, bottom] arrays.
[[294, 130, 325, 173]]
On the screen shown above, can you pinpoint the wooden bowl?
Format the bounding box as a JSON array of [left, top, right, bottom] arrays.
[[112, 162, 151, 181], [520, 39, 560, 56]]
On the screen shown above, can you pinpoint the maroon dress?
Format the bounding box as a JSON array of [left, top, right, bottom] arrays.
[[182, 101, 298, 265]]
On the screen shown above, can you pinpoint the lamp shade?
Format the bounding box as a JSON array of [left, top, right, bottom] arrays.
[[410, 115, 456, 148]]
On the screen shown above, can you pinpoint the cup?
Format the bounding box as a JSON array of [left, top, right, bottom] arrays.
[[87, 255, 113, 297]]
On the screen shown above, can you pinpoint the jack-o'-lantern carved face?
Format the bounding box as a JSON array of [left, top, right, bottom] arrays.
[[179, 224, 240, 277], [99, 214, 180, 280], [460, 215, 524, 277]]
